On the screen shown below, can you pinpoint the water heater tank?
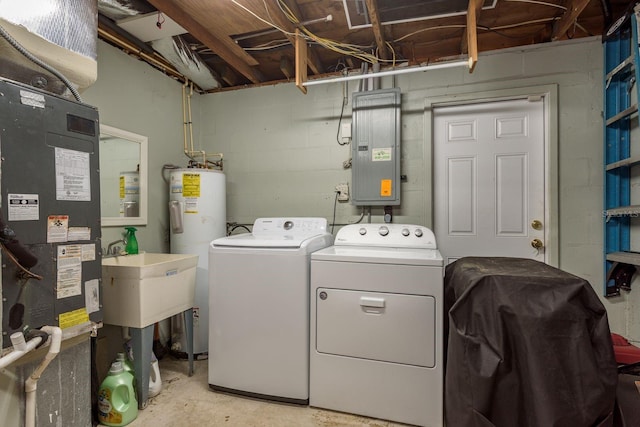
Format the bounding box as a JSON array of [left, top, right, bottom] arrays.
[[169, 168, 226, 356]]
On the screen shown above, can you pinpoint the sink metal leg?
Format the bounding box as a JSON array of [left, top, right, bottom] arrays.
[[185, 308, 194, 376], [130, 325, 154, 409]]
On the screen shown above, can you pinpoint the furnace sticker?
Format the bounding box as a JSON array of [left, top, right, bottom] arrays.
[[56, 244, 82, 299], [47, 215, 69, 243], [8, 193, 39, 221]]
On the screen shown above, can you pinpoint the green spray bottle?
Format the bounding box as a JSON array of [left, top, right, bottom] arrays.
[[124, 227, 138, 254]]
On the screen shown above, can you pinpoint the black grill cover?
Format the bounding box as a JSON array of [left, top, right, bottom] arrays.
[[444, 257, 617, 427]]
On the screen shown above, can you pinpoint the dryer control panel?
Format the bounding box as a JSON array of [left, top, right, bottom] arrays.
[[334, 224, 436, 249]]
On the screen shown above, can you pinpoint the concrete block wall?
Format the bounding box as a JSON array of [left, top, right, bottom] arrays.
[[199, 37, 634, 338]]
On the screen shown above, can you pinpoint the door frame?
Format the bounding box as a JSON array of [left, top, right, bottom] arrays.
[[424, 84, 558, 267]]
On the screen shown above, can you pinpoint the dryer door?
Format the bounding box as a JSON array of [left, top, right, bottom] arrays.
[[315, 288, 435, 367]]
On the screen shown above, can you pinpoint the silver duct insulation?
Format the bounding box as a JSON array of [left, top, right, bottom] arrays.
[[0, 0, 98, 96], [152, 36, 220, 90]]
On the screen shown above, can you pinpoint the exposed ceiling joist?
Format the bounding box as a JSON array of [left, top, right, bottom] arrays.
[[461, 0, 484, 55], [466, 0, 481, 73], [365, 0, 388, 60], [147, 0, 263, 84], [278, 0, 325, 75], [551, 0, 590, 40], [295, 28, 308, 94]]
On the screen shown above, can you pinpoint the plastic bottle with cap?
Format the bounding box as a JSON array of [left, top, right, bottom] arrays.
[[97, 361, 138, 426]]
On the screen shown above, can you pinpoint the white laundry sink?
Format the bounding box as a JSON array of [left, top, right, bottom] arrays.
[[102, 253, 198, 328]]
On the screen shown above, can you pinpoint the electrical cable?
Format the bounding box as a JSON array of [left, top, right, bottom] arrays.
[[331, 191, 339, 234], [0, 22, 82, 102]]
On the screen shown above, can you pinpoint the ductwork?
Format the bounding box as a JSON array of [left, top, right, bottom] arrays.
[[0, 0, 98, 97]]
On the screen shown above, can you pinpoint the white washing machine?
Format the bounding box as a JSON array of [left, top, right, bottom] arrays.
[[310, 223, 444, 427], [208, 217, 333, 404]]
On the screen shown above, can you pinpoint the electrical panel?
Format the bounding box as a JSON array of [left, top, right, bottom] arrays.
[[351, 88, 401, 206], [0, 79, 102, 348]]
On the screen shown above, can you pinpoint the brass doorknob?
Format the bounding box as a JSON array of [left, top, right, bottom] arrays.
[[531, 220, 543, 230], [531, 239, 544, 249]]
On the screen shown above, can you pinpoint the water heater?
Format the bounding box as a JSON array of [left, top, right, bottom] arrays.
[[169, 168, 226, 356]]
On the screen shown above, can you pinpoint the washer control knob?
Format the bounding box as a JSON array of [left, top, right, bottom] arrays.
[[379, 226, 389, 236], [359, 227, 367, 235], [415, 229, 424, 237], [402, 228, 410, 236]]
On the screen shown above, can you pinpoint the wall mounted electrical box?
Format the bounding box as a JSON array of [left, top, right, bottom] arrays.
[[351, 88, 401, 206]]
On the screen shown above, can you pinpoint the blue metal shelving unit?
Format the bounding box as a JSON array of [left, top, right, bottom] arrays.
[[604, 5, 640, 296]]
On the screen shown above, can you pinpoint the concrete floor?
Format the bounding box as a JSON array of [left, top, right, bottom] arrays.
[[109, 355, 407, 427]]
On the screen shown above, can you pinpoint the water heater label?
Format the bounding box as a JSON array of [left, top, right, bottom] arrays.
[[183, 173, 201, 197], [372, 148, 392, 162], [8, 193, 39, 221]]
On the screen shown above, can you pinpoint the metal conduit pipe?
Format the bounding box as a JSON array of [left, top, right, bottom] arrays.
[[98, 27, 184, 82]]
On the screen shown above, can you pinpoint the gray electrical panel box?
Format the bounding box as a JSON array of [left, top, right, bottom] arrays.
[[0, 79, 102, 348], [351, 88, 401, 206]]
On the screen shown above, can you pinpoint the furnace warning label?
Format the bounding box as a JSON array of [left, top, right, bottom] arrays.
[[8, 194, 39, 221], [59, 308, 90, 329], [57, 245, 82, 299], [182, 173, 201, 197], [47, 215, 69, 243], [55, 147, 91, 201]]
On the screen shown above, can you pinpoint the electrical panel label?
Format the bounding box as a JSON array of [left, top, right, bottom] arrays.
[[57, 244, 82, 299], [380, 179, 392, 197], [182, 173, 201, 197], [59, 308, 90, 329], [47, 215, 69, 243], [372, 148, 392, 162], [8, 194, 39, 221], [55, 147, 91, 201]]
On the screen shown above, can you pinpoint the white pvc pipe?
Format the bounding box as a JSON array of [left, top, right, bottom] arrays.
[[25, 326, 62, 427], [0, 332, 44, 370], [302, 60, 469, 86]]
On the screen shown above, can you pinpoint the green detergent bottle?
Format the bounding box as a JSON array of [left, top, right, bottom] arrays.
[[97, 361, 138, 426], [125, 227, 138, 254]]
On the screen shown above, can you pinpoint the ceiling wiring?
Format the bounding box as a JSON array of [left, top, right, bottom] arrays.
[[503, 0, 567, 10]]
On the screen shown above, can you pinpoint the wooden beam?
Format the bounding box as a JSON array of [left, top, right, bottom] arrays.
[[277, 0, 325, 74], [280, 56, 294, 80], [551, 0, 590, 40], [466, 0, 480, 73], [295, 29, 308, 94], [365, 0, 388, 60], [147, 0, 263, 84], [461, 0, 483, 54], [220, 65, 239, 87]]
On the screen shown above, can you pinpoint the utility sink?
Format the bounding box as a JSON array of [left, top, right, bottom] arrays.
[[102, 253, 198, 328]]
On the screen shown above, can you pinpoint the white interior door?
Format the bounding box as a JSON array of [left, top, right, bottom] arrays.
[[433, 97, 545, 264]]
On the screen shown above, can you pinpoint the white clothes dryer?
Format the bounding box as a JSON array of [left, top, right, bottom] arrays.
[[310, 223, 444, 427], [208, 217, 333, 404]]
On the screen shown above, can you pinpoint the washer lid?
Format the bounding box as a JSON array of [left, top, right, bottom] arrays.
[[311, 245, 443, 266], [213, 233, 329, 249], [213, 217, 330, 249]]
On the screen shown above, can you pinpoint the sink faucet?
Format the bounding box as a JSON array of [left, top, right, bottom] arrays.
[[105, 239, 126, 257]]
